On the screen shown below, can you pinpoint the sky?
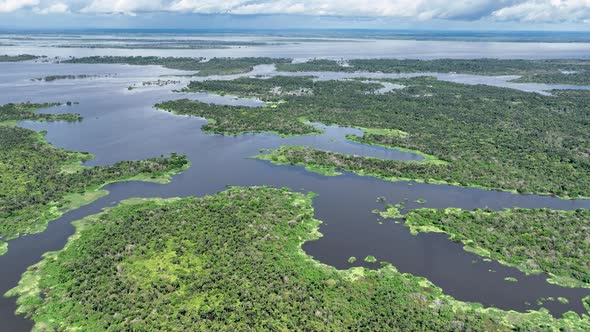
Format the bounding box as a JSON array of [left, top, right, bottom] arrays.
[[0, 0, 589, 30]]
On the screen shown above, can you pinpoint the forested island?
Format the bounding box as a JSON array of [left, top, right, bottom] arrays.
[[161, 75, 590, 198], [31, 74, 115, 82], [404, 207, 590, 288], [0, 103, 189, 255], [0, 55, 39, 62], [7, 187, 590, 331], [63, 56, 290, 76], [58, 56, 590, 85], [0, 102, 80, 125], [276, 58, 590, 85]]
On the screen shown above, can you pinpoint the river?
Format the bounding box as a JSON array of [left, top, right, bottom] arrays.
[[1, 60, 590, 330]]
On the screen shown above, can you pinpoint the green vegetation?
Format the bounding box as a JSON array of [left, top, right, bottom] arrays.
[[255, 149, 340, 174], [0, 102, 80, 125], [364, 255, 378, 263], [347, 256, 356, 264], [32, 74, 111, 82], [155, 99, 321, 137], [54, 57, 590, 85], [184, 74, 590, 198], [345, 132, 445, 164], [183, 75, 317, 99], [63, 56, 290, 76], [254, 145, 506, 191], [405, 207, 590, 288], [373, 204, 404, 219], [356, 127, 409, 138], [538, 297, 557, 306], [276, 58, 590, 85], [277, 59, 347, 72], [158, 76, 331, 136], [512, 71, 590, 86], [277, 58, 590, 75], [0, 54, 38, 62], [505, 277, 518, 283], [0, 103, 189, 255], [8, 186, 590, 331]]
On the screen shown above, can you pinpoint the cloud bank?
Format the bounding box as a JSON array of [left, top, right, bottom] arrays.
[[1, 0, 589, 23]]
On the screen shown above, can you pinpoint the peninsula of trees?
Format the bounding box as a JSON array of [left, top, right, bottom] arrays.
[[0, 103, 189, 255], [7, 187, 590, 331]]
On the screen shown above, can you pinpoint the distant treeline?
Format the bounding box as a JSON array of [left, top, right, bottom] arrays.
[[276, 58, 590, 85], [0, 54, 39, 62], [63, 56, 291, 76]]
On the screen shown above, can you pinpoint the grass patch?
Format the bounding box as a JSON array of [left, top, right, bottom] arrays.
[[373, 204, 405, 219], [364, 255, 377, 263]]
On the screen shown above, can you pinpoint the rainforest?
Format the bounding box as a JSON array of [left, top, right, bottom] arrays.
[[2, 33, 590, 332]]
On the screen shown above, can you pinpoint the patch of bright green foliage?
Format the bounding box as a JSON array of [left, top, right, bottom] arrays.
[[254, 148, 341, 176], [364, 255, 377, 263], [405, 207, 590, 288], [0, 103, 189, 255], [7, 186, 590, 331], [356, 127, 409, 138], [373, 204, 405, 219]]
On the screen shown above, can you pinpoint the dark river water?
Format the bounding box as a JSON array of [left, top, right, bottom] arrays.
[[1, 62, 590, 331]]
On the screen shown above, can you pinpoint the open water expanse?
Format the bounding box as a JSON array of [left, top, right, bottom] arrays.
[[3, 31, 590, 60], [2, 38, 590, 330]]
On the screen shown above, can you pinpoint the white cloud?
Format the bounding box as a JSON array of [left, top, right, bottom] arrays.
[[0, 0, 39, 13], [80, 0, 167, 15], [169, 0, 245, 13], [1, 0, 589, 23], [227, 1, 307, 15], [34, 2, 69, 14], [169, 0, 518, 18], [492, 0, 590, 22]]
